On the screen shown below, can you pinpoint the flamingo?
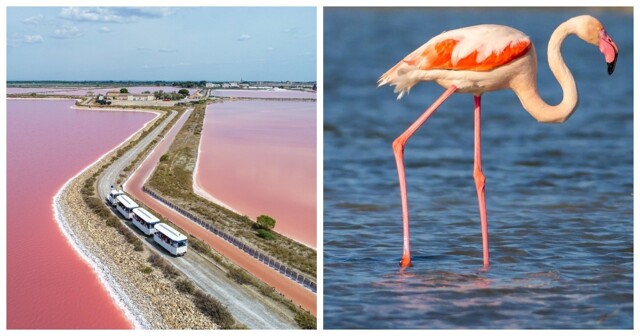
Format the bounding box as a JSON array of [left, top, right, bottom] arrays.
[[377, 15, 618, 268]]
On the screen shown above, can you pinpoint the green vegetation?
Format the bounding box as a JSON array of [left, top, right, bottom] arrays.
[[160, 154, 169, 162], [153, 90, 187, 101], [295, 310, 317, 329], [256, 215, 276, 231], [257, 228, 275, 240], [226, 267, 252, 285], [178, 88, 190, 96], [147, 254, 180, 280], [141, 266, 153, 274], [193, 290, 236, 329], [175, 279, 196, 294], [120, 88, 129, 93]]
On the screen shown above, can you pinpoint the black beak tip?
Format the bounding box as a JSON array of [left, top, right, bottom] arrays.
[[607, 52, 618, 75]]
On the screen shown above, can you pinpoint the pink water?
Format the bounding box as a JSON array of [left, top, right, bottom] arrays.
[[7, 99, 155, 329], [7, 86, 190, 96], [196, 101, 316, 247], [211, 89, 316, 99]]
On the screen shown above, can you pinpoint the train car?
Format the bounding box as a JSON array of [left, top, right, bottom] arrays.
[[131, 207, 160, 235], [153, 223, 188, 256], [115, 194, 139, 220], [107, 188, 125, 206]]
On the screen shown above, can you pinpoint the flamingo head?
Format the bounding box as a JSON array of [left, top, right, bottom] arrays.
[[574, 15, 619, 75], [599, 28, 619, 75]]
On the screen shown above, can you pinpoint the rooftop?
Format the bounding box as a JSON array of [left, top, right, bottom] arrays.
[[116, 194, 139, 209], [155, 223, 187, 242], [132, 207, 160, 224]]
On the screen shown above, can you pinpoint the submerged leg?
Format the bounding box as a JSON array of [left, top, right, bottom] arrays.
[[392, 85, 457, 267], [473, 95, 490, 266]]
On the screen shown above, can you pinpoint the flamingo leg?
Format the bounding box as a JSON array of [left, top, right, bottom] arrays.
[[392, 85, 457, 267], [473, 95, 490, 266]]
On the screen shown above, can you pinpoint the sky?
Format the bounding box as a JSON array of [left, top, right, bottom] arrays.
[[6, 7, 316, 81]]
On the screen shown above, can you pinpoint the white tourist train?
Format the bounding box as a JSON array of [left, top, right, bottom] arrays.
[[131, 207, 160, 236], [154, 223, 188, 256], [105, 187, 187, 256], [115, 194, 139, 220], [107, 188, 125, 206]]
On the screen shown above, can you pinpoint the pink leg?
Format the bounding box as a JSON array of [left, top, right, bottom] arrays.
[[473, 95, 490, 266], [393, 85, 457, 267]]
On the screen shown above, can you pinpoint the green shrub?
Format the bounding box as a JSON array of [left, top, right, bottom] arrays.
[[226, 267, 252, 285], [257, 229, 275, 240], [141, 266, 153, 274], [147, 253, 180, 279], [106, 217, 118, 228], [258, 285, 276, 297], [175, 279, 195, 294], [190, 238, 209, 254], [193, 290, 235, 329], [256, 215, 276, 230], [160, 154, 169, 162], [295, 310, 316, 329]]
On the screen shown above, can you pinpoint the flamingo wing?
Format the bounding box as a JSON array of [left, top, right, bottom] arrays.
[[378, 24, 531, 92]]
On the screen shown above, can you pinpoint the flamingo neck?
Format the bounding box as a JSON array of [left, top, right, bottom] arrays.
[[514, 19, 579, 123]]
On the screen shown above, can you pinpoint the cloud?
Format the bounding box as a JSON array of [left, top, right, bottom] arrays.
[[99, 26, 111, 33], [111, 7, 175, 19], [23, 14, 44, 25], [23, 35, 44, 43], [59, 7, 175, 23], [282, 27, 299, 34], [237, 34, 251, 42], [159, 48, 177, 53], [53, 26, 82, 39]]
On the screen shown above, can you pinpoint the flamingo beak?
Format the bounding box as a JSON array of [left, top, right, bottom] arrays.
[[599, 28, 618, 75]]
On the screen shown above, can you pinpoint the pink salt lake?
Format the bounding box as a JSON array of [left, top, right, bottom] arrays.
[[7, 99, 154, 329], [195, 97, 316, 247]]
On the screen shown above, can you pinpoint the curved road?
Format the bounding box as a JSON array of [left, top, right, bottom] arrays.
[[98, 110, 175, 197], [98, 108, 296, 328]]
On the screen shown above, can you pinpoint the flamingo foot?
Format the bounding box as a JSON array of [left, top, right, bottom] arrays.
[[399, 254, 413, 267]]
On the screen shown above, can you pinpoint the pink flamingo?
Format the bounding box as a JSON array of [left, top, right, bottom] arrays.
[[378, 15, 618, 267]]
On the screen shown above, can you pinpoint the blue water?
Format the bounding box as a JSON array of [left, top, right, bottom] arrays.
[[323, 8, 633, 329]]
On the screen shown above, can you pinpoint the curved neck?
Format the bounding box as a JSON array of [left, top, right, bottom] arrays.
[[514, 20, 579, 123]]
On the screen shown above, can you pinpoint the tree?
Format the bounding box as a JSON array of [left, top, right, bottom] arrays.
[[178, 89, 190, 96], [120, 88, 129, 93], [256, 215, 276, 231]]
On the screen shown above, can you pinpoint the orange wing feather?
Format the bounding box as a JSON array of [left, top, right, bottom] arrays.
[[410, 39, 531, 72]]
